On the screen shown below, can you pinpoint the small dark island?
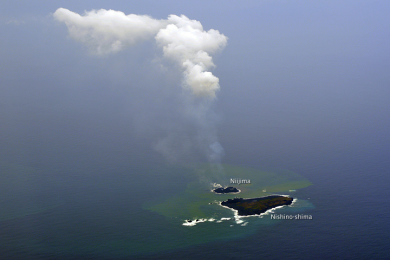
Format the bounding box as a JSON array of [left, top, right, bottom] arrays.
[[221, 195, 293, 216], [212, 186, 240, 194]]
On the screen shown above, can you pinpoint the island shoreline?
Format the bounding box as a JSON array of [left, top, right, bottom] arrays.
[[219, 195, 296, 218], [181, 197, 298, 226], [210, 183, 241, 194]]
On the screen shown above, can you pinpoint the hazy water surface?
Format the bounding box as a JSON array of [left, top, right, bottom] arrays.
[[0, 0, 389, 259]]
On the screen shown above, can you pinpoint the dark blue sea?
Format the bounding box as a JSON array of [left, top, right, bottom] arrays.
[[0, 0, 390, 261], [0, 76, 389, 259]]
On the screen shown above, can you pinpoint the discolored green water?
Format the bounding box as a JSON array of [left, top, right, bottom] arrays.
[[145, 163, 314, 225]]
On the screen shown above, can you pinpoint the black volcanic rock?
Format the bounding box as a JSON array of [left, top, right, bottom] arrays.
[[221, 195, 293, 216], [212, 186, 240, 194]]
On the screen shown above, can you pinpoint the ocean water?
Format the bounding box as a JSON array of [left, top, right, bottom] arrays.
[[0, 0, 390, 260], [0, 117, 389, 259], [0, 61, 389, 259]]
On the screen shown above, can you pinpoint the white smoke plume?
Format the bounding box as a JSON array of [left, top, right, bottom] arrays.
[[53, 8, 227, 98], [54, 8, 227, 162]]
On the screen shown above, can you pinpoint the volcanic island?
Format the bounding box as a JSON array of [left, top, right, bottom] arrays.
[[220, 195, 293, 216], [212, 186, 240, 194]]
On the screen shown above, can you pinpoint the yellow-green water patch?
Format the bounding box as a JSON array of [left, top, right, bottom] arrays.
[[145, 163, 312, 221]]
